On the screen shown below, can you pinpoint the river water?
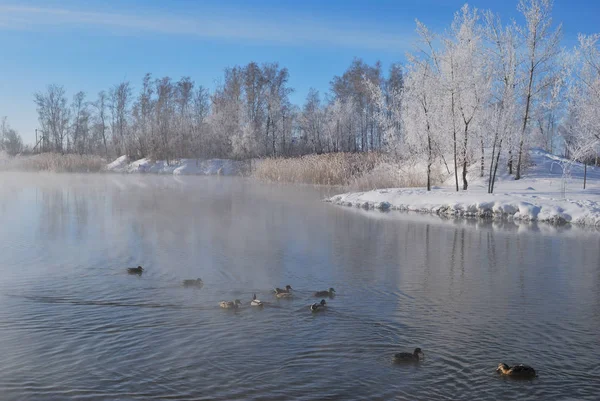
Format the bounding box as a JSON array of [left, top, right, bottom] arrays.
[[0, 173, 598, 400]]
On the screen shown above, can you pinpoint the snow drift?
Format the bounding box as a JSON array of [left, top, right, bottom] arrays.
[[106, 156, 250, 176], [326, 149, 600, 227]]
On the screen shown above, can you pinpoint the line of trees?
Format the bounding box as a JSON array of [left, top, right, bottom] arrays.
[[370, 0, 598, 191], [27, 60, 400, 162], [2, 0, 598, 193]]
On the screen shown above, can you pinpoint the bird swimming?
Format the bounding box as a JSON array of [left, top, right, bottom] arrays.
[[250, 294, 263, 306], [394, 348, 424, 362], [274, 285, 292, 294], [496, 363, 536, 378], [310, 299, 327, 312], [127, 266, 144, 275], [219, 300, 242, 309], [182, 278, 203, 287], [314, 288, 336, 297]]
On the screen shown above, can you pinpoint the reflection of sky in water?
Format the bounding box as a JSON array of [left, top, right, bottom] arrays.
[[0, 173, 598, 400]]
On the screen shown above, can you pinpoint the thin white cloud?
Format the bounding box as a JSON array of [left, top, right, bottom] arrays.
[[0, 5, 411, 51]]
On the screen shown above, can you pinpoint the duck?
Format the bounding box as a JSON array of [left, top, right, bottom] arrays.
[[127, 266, 144, 275], [394, 348, 424, 362], [310, 299, 327, 312], [314, 287, 336, 297], [219, 299, 242, 309], [274, 285, 292, 294], [496, 363, 536, 378], [250, 294, 263, 307], [182, 278, 203, 287], [276, 291, 293, 299]]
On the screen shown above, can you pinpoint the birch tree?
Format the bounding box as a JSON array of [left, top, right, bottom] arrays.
[[563, 34, 600, 170], [483, 11, 519, 193], [109, 81, 132, 157], [92, 91, 109, 157], [403, 61, 442, 191], [34, 84, 70, 153], [442, 5, 489, 190], [70, 91, 89, 155], [514, 0, 562, 179]]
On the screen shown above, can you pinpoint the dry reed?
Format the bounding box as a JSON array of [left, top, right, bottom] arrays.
[[0, 153, 106, 173], [253, 152, 443, 190]]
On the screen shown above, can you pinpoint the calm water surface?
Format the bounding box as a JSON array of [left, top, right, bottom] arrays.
[[0, 173, 599, 400]]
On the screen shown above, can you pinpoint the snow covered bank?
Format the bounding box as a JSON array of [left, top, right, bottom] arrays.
[[326, 149, 600, 227], [106, 156, 250, 176]]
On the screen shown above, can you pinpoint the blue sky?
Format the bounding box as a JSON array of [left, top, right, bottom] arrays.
[[1, 0, 598, 144]]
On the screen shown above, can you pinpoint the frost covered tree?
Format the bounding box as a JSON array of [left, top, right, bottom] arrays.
[[299, 88, 325, 154], [483, 10, 519, 193], [365, 63, 404, 158], [0, 117, 23, 156], [563, 34, 600, 176], [191, 85, 210, 158], [441, 5, 490, 190], [34, 84, 70, 154], [212, 66, 244, 158], [514, 0, 562, 180], [91, 91, 110, 157], [330, 58, 384, 152], [70, 91, 90, 155], [131, 73, 154, 158], [153, 77, 175, 162], [403, 59, 443, 191], [109, 81, 132, 157]]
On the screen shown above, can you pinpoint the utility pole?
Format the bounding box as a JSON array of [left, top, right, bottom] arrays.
[[34, 129, 46, 154]]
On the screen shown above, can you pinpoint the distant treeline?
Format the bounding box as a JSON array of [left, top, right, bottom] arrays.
[[1, 0, 598, 194]]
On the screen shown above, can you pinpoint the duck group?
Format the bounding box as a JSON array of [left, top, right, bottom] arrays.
[[126, 266, 537, 379]]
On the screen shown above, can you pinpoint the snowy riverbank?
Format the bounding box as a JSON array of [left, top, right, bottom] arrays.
[[326, 149, 600, 227], [106, 156, 250, 176]]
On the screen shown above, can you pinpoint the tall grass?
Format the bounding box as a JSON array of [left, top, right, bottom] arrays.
[[252, 152, 444, 190], [0, 153, 106, 173]]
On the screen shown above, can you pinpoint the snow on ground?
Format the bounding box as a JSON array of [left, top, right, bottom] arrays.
[[327, 149, 600, 227], [105, 156, 249, 176]]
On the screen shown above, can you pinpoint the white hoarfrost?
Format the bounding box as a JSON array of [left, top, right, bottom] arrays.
[[105, 156, 249, 176], [326, 149, 600, 227]]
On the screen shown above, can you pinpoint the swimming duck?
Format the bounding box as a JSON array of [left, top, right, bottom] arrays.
[[314, 287, 336, 297], [274, 285, 292, 294], [310, 299, 327, 312], [496, 363, 536, 378], [127, 266, 144, 275], [276, 291, 293, 298], [219, 299, 242, 309], [394, 348, 424, 362], [183, 278, 203, 287], [250, 294, 263, 307]]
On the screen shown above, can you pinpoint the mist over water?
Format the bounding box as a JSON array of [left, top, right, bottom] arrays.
[[0, 173, 599, 400]]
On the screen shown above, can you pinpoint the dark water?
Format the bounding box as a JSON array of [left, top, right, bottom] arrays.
[[0, 173, 599, 400]]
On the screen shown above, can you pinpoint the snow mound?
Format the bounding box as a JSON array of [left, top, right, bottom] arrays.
[[106, 157, 249, 176], [105, 155, 129, 171]]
